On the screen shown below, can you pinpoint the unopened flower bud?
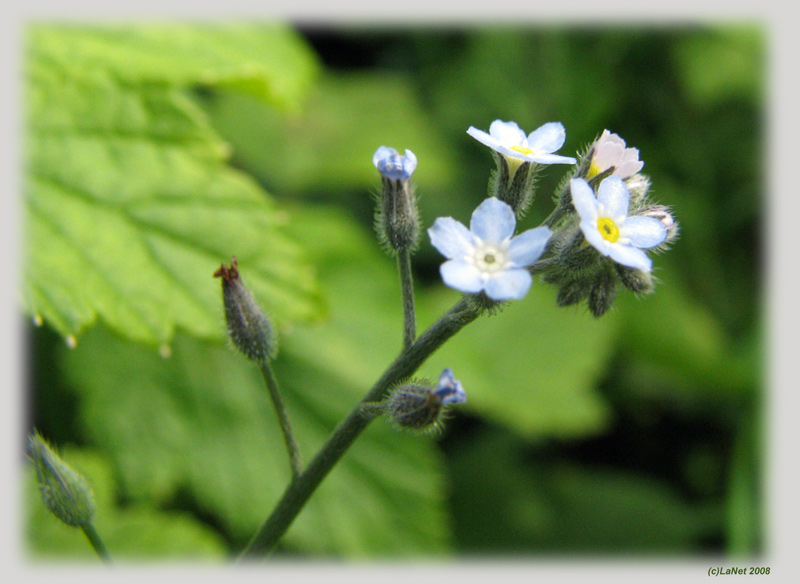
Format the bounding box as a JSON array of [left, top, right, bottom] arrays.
[[214, 257, 276, 364], [29, 431, 95, 527], [372, 146, 421, 253], [383, 368, 466, 433]]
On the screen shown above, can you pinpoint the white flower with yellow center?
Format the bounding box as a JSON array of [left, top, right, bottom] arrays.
[[467, 120, 576, 176], [571, 176, 667, 272], [428, 197, 551, 301], [587, 130, 643, 179]]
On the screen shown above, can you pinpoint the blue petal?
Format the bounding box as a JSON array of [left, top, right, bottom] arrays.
[[570, 179, 600, 222], [621, 216, 667, 249], [596, 175, 630, 220], [440, 260, 484, 294], [435, 368, 466, 404], [607, 243, 653, 271], [529, 152, 577, 165], [526, 122, 566, 153], [508, 226, 551, 267], [470, 197, 515, 243], [428, 217, 475, 260], [484, 269, 532, 301], [372, 146, 416, 180]]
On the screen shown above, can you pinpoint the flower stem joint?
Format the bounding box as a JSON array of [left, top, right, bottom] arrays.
[[214, 257, 277, 364], [372, 146, 421, 254], [383, 368, 467, 433]]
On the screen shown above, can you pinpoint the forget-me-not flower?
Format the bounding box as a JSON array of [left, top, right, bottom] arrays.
[[467, 120, 577, 169], [428, 197, 551, 301], [587, 130, 643, 179], [372, 146, 417, 181], [571, 176, 667, 272]]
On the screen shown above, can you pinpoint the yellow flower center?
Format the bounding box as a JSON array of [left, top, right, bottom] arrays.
[[586, 161, 602, 179], [510, 145, 534, 156], [597, 217, 620, 243]]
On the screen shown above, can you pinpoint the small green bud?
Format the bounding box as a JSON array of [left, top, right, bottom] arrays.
[[28, 431, 95, 527], [214, 257, 276, 363], [616, 263, 655, 294]]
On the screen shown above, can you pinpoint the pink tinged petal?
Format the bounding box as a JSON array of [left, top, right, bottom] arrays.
[[592, 142, 625, 170], [484, 269, 533, 301], [428, 217, 475, 260], [607, 243, 653, 271], [508, 226, 551, 267], [440, 260, 485, 294], [470, 197, 516, 242], [466, 126, 502, 151], [570, 179, 600, 222], [526, 122, 567, 153], [615, 158, 644, 178], [488, 120, 527, 146], [596, 175, 630, 220], [621, 216, 667, 249]]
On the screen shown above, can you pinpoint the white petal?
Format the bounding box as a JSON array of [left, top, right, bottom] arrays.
[[440, 260, 485, 294], [529, 152, 577, 165], [596, 175, 630, 220], [466, 126, 501, 151], [470, 197, 515, 242], [621, 216, 667, 249], [484, 269, 532, 301], [615, 158, 644, 178], [508, 226, 551, 267], [489, 120, 526, 146], [428, 217, 475, 260], [607, 243, 653, 271], [570, 179, 600, 222], [402, 149, 418, 175], [526, 121, 566, 153]]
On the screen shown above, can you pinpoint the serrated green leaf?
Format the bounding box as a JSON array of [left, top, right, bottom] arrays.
[[25, 447, 227, 561], [27, 23, 319, 110], [24, 44, 324, 346]]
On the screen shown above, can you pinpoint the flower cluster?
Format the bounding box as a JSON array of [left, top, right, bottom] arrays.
[[395, 120, 677, 316]]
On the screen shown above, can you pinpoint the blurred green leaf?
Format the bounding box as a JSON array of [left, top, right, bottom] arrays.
[[203, 71, 457, 196], [23, 25, 325, 345], [27, 24, 319, 110], [26, 446, 227, 561], [448, 424, 720, 554], [423, 282, 617, 440], [673, 26, 765, 106]]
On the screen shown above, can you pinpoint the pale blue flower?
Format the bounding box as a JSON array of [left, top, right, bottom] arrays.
[[372, 146, 417, 181], [434, 368, 466, 404], [571, 176, 667, 272], [467, 120, 577, 166], [428, 197, 551, 301]]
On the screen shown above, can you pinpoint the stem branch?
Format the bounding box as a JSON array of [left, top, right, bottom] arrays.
[[397, 248, 417, 350], [240, 295, 484, 559]]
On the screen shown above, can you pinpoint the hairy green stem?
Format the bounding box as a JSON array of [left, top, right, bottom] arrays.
[[397, 248, 417, 350], [240, 295, 485, 559], [81, 523, 112, 565], [260, 361, 303, 479]]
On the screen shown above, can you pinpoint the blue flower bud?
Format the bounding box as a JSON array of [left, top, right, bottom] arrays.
[[383, 369, 466, 433], [372, 146, 421, 253]]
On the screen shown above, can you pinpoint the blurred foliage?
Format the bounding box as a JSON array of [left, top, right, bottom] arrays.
[[26, 22, 764, 560]]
